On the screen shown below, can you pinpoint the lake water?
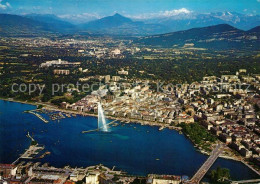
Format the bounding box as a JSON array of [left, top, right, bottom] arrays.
[[0, 100, 259, 180]]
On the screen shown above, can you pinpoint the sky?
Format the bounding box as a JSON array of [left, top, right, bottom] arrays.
[[0, 0, 260, 22]]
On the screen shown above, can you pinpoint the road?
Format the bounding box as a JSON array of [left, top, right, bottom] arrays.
[[186, 144, 224, 184]]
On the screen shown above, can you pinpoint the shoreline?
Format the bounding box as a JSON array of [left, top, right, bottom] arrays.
[[1, 97, 259, 175], [0, 97, 38, 106]]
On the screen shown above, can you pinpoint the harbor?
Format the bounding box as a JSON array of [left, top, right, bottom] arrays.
[[24, 103, 183, 134], [25, 108, 78, 123]]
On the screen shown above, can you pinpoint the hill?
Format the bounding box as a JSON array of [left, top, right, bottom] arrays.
[[0, 14, 54, 36], [0, 14, 77, 36], [135, 24, 260, 49], [247, 26, 260, 37]]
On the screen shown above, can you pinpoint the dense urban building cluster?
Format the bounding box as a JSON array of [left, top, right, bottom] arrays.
[[0, 162, 185, 184], [64, 69, 260, 168]]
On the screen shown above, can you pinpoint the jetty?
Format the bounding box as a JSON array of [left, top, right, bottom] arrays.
[[27, 132, 35, 142], [82, 120, 117, 134], [26, 110, 49, 123], [12, 133, 45, 164], [82, 129, 100, 133]]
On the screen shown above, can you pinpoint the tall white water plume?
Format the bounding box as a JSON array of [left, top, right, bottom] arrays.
[[98, 102, 108, 132]]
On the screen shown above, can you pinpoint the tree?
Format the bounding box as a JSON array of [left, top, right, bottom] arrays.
[[37, 105, 43, 109], [210, 167, 231, 184]]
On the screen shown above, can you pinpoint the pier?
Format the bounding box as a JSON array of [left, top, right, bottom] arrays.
[[26, 110, 49, 123]]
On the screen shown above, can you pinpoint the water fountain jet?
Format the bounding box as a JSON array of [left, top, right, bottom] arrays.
[[98, 102, 108, 132]]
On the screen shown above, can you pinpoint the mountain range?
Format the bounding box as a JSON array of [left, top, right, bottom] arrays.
[[0, 13, 259, 50], [142, 12, 260, 33], [59, 11, 260, 35], [1, 12, 260, 36]]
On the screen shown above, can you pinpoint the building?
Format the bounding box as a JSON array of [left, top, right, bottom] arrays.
[[112, 76, 120, 82], [239, 69, 247, 73], [219, 133, 232, 144], [27, 178, 59, 184], [40, 59, 80, 68], [98, 174, 114, 184], [201, 121, 213, 130], [0, 164, 17, 179], [85, 172, 100, 184], [147, 174, 181, 184], [240, 148, 252, 158], [70, 169, 86, 182], [111, 49, 121, 55], [118, 69, 128, 75], [53, 69, 70, 75], [104, 75, 110, 83]]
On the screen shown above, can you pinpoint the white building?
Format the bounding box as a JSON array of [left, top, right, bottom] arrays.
[[85, 172, 100, 184], [118, 69, 128, 75], [105, 75, 111, 83], [111, 48, 121, 55]]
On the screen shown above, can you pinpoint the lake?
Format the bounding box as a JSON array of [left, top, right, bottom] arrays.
[[0, 100, 259, 180]]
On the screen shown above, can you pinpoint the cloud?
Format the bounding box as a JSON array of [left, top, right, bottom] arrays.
[[6, 2, 10, 8], [161, 8, 192, 16], [58, 13, 101, 23], [129, 8, 192, 19], [0, 0, 11, 10]]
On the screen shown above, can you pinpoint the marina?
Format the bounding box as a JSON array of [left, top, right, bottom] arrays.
[[26, 108, 79, 123]]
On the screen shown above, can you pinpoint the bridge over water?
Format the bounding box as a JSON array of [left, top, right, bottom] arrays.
[[185, 144, 224, 184]]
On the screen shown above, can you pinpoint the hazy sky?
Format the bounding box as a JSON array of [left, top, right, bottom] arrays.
[[0, 0, 259, 21]]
